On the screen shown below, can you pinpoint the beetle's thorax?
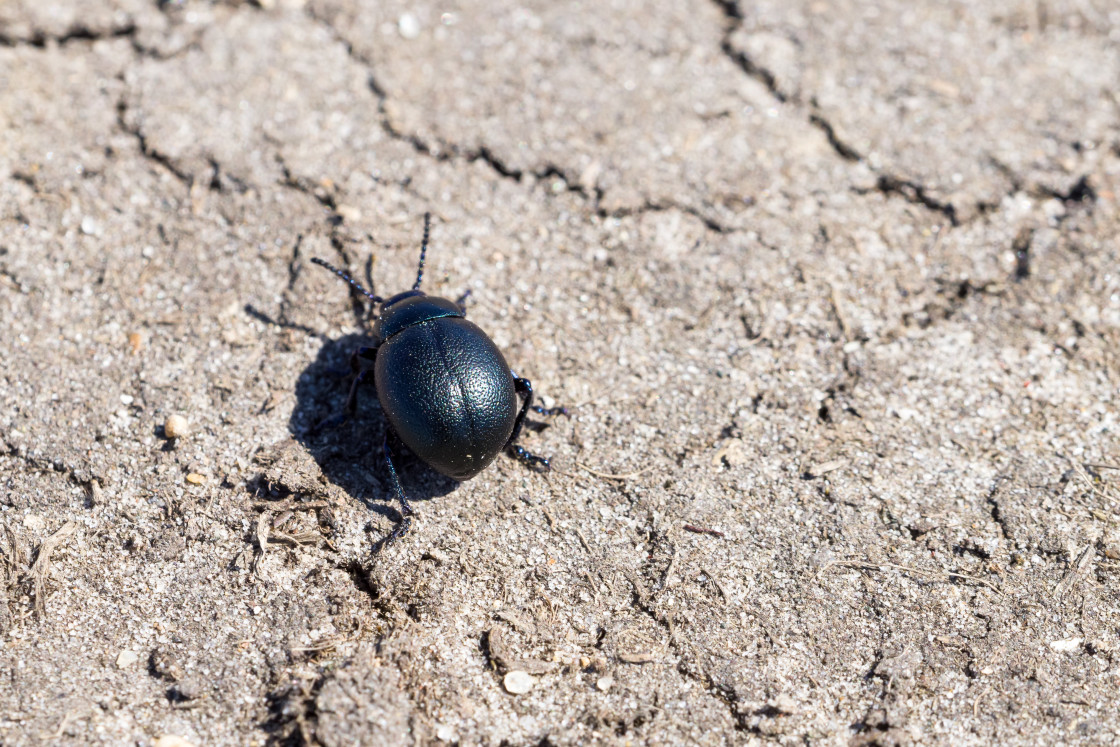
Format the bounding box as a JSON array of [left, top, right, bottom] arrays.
[[376, 292, 465, 341]]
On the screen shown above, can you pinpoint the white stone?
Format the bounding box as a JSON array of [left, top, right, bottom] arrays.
[[504, 670, 534, 694]]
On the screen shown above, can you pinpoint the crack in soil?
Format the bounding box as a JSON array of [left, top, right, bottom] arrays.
[[869, 174, 960, 226], [706, 0, 1056, 228], [986, 476, 1013, 543], [307, 5, 746, 236], [710, 0, 786, 105], [306, 7, 591, 200], [808, 112, 862, 163], [276, 154, 337, 212], [599, 201, 732, 234], [115, 96, 193, 186], [0, 447, 94, 496], [622, 569, 752, 731], [0, 22, 137, 49]]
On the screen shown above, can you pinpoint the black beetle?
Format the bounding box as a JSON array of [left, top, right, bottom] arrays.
[[310, 214, 564, 544]]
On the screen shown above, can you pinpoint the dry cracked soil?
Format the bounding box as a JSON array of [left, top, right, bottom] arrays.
[[1, 0, 1119, 745]]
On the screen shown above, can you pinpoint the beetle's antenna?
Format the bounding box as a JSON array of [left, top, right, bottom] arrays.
[[311, 257, 384, 304], [412, 212, 431, 291]]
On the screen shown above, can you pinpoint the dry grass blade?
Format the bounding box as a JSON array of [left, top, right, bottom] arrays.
[[25, 521, 78, 616], [701, 566, 728, 599], [251, 498, 332, 512], [819, 558, 1005, 597], [577, 463, 653, 481], [1, 523, 29, 582], [269, 530, 322, 547], [1053, 545, 1094, 598]]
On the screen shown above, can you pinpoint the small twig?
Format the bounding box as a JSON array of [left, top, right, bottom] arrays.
[[583, 571, 600, 601], [52, 708, 78, 738], [684, 524, 725, 538], [268, 530, 322, 547], [820, 558, 1005, 596], [624, 570, 651, 606], [289, 633, 355, 653], [251, 498, 332, 512], [1053, 545, 1094, 598], [1062, 456, 1108, 501], [828, 282, 852, 340], [1087, 463, 1120, 471], [574, 527, 592, 553], [973, 684, 991, 719], [577, 463, 652, 481]]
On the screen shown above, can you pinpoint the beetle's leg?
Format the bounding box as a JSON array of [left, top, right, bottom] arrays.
[[350, 345, 378, 373], [323, 344, 377, 378], [507, 377, 552, 471], [310, 369, 368, 432], [381, 433, 414, 544], [455, 289, 472, 314], [510, 373, 568, 420], [532, 404, 569, 417], [311, 346, 378, 433]]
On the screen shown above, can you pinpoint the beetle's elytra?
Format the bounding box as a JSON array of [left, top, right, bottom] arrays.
[[311, 214, 564, 545]]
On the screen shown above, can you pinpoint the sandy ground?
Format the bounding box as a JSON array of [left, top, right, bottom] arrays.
[[1, 1, 1119, 744]]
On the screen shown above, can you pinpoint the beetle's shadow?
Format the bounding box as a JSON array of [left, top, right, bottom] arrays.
[[288, 331, 460, 525]]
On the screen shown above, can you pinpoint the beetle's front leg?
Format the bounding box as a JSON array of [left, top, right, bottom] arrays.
[[506, 376, 564, 471]]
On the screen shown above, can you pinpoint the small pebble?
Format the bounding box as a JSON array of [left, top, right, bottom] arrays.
[[399, 13, 421, 39], [335, 204, 362, 223], [503, 670, 534, 694], [128, 332, 143, 354], [164, 414, 190, 439], [154, 737, 197, 747], [596, 675, 614, 692], [1049, 637, 1082, 653], [80, 216, 102, 236], [185, 473, 205, 485], [116, 650, 139, 669], [120, 394, 134, 406]]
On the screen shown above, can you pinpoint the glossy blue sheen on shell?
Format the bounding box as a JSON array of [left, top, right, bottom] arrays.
[[376, 294, 463, 340], [374, 297, 517, 481]]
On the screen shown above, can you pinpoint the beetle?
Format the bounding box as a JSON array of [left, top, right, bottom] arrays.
[[310, 214, 564, 544]]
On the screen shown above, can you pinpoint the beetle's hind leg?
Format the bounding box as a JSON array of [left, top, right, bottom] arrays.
[[506, 376, 565, 471], [455, 289, 472, 314], [381, 432, 414, 545]]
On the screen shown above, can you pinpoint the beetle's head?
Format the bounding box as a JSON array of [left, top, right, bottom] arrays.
[[380, 289, 426, 310], [375, 293, 464, 340], [309, 213, 441, 338]]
